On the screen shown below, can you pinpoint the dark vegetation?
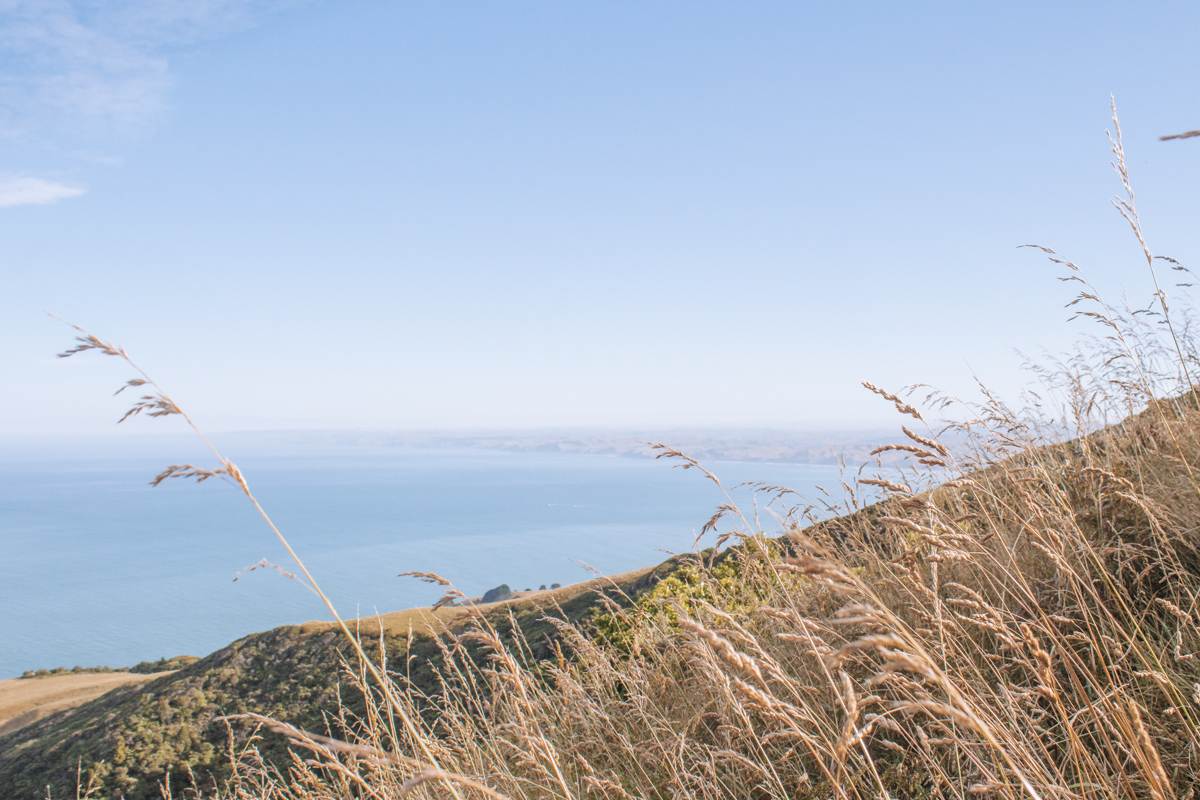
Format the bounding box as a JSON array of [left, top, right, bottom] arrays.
[[17, 656, 199, 681]]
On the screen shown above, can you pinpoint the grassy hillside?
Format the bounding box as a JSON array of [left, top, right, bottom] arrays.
[[10, 389, 1200, 799], [8, 387, 1200, 799], [203, 390, 1200, 800], [0, 565, 677, 798]]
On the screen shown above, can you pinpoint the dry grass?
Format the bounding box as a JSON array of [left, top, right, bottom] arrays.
[[201, 388, 1200, 798], [57, 101, 1200, 799], [0, 672, 159, 738]]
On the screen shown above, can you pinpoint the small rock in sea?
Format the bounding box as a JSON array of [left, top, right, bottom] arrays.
[[480, 584, 513, 603]]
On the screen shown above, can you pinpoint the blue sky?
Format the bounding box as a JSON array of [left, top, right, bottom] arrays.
[[4, 1, 1200, 434]]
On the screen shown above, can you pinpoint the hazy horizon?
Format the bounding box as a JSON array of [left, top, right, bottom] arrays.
[[0, 424, 900, 474], [0, 421, 894, 438]]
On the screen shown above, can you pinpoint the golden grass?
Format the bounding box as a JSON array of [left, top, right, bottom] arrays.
[[295, 568, 658, 639], [0, 672, 160, 738]]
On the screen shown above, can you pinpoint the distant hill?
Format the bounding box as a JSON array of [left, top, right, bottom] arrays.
[[216, 426, 898, 465]]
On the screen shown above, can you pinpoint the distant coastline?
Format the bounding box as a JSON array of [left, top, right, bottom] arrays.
[[206, 426, 897, 466]]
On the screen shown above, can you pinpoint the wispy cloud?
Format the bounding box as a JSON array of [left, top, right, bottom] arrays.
[[0, 176, 85, 207], [1, 1, 170, 137], [0, 2, 294, 173]]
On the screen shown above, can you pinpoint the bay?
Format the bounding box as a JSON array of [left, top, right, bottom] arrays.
[[0, 435, 853, 678]]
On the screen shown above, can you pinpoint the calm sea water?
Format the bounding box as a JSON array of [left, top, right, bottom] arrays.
[[0, 436, 850, 678]]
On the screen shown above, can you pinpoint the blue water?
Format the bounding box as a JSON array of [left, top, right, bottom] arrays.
[[0, 436, 850, 678]]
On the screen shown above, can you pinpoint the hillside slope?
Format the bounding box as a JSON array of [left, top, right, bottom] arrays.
[[0, 564, 675, 799], [9, 393, 1200, 800]]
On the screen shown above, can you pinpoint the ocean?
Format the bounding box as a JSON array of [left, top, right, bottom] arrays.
[[0, 435, 852, 678]]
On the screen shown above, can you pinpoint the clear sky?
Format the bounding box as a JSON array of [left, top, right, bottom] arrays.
[[4, 1, 1200, 435]]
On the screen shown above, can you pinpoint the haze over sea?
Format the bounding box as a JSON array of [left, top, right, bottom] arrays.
[[0, 434, 858, 678]]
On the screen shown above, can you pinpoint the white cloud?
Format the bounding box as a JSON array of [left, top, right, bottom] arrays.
[[0, 176, 85, 207], [0, 1, 296, 140], [0, 1, 296, 200]]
